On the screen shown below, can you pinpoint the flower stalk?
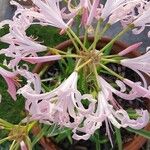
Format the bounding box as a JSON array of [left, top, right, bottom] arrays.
[[99, 24, 134, 54]]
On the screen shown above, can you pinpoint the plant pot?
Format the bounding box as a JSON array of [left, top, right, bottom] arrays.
[[33, 37, 150, 150]]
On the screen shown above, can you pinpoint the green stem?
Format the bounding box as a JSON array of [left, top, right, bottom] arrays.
[[75, 58, 82, 70], [101, 58, 120, 64], [75, 59, 92, 72], [27, 121, 37, 132], [0, 118, 13, 128], [68, 28, 87, 51], [93, 63, 100, 91], [39, 65, 49, 77], [84, 29, 88, 46], [12, 142, 20, 150], [92, 19, 103, 50], [88, 22, 110, 51], [103, 54, 119, 58], [100, 63, 124, 80], [66, 30, 80, 52], [115, 127, 122, 150], [62, 54, 83, 58], [49, 48, 67, 55], [92, 20, 109, 51], [99, 24, 134, 54], [0, 136, 12, 144], [25, 136, 32, 150], [9, 140, 17, 150], [76, 15, 80, 36]]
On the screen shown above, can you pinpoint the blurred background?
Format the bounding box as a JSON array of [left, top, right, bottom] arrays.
[[0, 0, 149, 52]]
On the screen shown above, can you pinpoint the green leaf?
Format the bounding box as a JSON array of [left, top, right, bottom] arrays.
[[115, 127, 122, 150], [126, 127, 150, 139], [41, 83, 51, 92], [103, 43, 113, 55], [127, 109, 141, 119]]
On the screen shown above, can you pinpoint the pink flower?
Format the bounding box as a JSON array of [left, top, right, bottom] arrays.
[[117, 109, 149, 130], [123, 79, 150, 99], [101, 0, 127, 20], [121, 51, 150, 87], [0, 27, 46, 53], [107, 0, 143, 25], [86, 0, 101, 26], [99, 77, 149, 129], [118, 42, 142, 56], [63, 0, 101, 27], [97, 77, 149, 144], [0, 26, 47, 68], [133, 6, 150, 34], [18, 72, 95, 128], [98, 76, 140, 100], [21, 0, 69, 29], [72, 91, 106, 141], [0, 67, 18, 100], [22, 55, 61, 64], [0, 0, 33, 31], [73, 76, 149, 142], [17, 69, 41, 94], [66, 0, 91, 24]]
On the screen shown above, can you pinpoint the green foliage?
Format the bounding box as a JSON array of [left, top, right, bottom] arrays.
[[126, 127, 150, 139], [0, 77, 25, 124], [90, 130, 109, 150], [115, 127, 122, 150], [103, 43, 113, 55], [26, 25, 68, 47], [127, 109, 141, 119], [32, 124, 72, 147]]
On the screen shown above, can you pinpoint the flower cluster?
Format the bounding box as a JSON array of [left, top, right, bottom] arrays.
[[0, 0, 150, 149]]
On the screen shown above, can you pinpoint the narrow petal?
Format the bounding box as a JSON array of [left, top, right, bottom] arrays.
[[22, 55, 61, 64], [118, 42, 142, 56]]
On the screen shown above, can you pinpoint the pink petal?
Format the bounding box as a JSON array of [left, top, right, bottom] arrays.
[[20, 141, 27, 150], [123, 79, 150, 98], [22, 55, 61, 64], [3, 76, 17, 100], [118, 42, 143, 56], [86, 0, 100, 26]]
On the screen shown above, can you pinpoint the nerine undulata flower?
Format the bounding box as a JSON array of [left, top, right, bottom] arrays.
[[18, 72, 96, 129], [0, 0, 33, 30], [121, 51, 150, 88], [121, 0, 150, 27], [101, 0, 129, 20], [99, 76, 149, 128], [98, 76, 149, 145], [98, 72, 150, 101], [133, 6, 150, 34], [108, 0, 143, 25], [0, 25, 51, 68], [72, 92, 105, 141], [21, 0, 70, 29], [73, 76, 149, 142], [63, 0, 101, 27]]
